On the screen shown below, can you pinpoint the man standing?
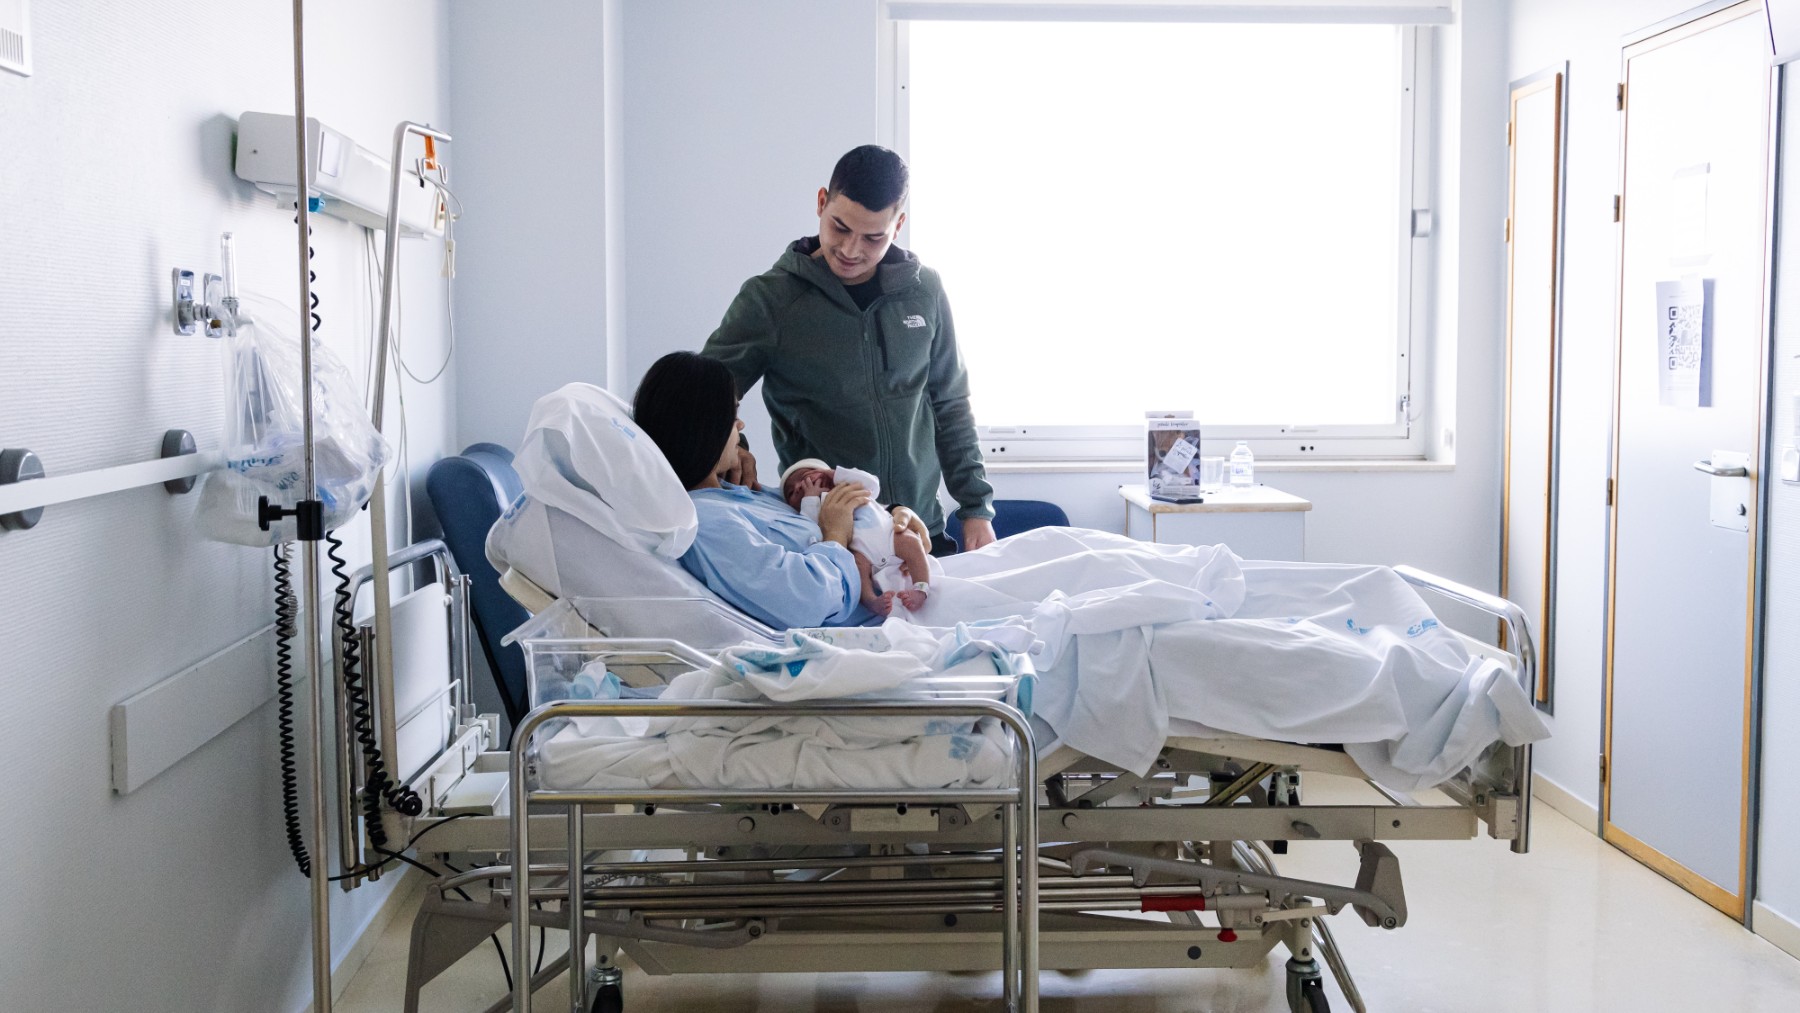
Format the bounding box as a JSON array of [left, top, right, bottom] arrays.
[[702, 145, 996, 553]]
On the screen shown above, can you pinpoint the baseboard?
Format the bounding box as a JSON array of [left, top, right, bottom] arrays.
[[1532, 772, 1599, 835], [295, 868, 426, 1013], [1754, 901, 1800, 962]]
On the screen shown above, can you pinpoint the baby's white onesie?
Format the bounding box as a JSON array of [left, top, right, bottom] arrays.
[[798, 466, 933, 593]]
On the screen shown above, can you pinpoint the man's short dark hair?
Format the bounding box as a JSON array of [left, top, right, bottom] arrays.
[[633, 351, 738, 490], [827, 144, 909, 214]]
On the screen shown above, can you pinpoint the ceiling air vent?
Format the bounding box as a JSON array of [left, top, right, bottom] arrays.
[[1, 0, 32, 78]]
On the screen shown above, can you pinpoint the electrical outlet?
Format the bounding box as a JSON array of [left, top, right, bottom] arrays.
[[1442, 427, 1455, 449]]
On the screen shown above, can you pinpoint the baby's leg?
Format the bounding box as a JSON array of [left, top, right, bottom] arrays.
[[893, 528, 933, 612], [853, 551, 896, 616]]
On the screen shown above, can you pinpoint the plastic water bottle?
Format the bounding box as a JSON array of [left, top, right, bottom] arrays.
[[1229, 441, 1255, 488]]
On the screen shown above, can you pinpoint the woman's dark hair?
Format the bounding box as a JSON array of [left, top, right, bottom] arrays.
[[633, 351, 739, 490]]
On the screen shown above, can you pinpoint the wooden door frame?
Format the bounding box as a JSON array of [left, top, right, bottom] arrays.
[[1501, 64, 1569, 710], [1601, 0, 1776, 922]]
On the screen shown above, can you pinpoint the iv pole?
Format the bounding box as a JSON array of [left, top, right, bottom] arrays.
[[287, 1, 334, 1009], [367, 120, 451, 838]]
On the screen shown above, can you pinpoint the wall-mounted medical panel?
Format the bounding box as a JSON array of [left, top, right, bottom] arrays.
[[0, 0, 31, 77]]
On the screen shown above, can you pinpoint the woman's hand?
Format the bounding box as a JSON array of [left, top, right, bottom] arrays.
[[890, 505, 929, 544], [816, 482, 873, 547], [722, 444, 760, 490]]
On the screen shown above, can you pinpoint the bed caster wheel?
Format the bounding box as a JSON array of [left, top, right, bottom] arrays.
[[1285, 957, 1330, 1013], [589, 966, 623, 1013]]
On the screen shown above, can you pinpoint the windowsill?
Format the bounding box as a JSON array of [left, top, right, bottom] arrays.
[[985, 458, 1455, 475]]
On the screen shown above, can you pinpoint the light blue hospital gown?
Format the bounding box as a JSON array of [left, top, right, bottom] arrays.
[[681, 483, 879, 631]]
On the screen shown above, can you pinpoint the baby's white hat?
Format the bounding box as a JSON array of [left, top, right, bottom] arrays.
[[779, 458, 832, 488]]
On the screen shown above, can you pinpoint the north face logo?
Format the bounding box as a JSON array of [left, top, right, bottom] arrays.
[[902, 314, 927, 329]]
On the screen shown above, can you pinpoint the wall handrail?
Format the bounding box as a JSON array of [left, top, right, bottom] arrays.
[[0, 448, 220, 518]]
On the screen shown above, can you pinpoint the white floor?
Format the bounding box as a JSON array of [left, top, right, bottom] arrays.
[[337, 776, 1800, 1012]]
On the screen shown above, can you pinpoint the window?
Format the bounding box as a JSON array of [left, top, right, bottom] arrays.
[[895, 17, 1430, 459]]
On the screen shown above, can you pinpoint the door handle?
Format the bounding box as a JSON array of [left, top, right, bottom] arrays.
[[1693, 459, 1749, 478]]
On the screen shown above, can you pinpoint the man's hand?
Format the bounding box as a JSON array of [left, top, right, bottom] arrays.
[[959, 517, 997, 551], [889, 505, 930, 545], [723, 444, 760, 490]]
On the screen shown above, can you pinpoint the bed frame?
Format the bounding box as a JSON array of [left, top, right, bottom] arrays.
[[350, 557, 1534, 1013]]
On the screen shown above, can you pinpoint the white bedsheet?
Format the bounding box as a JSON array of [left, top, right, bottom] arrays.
[[534, 528, 1548, 793], [906, 529, 1546, 790]]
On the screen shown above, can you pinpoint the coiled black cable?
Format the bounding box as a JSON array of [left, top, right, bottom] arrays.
[[297, 208, 322, 333], [327, 533, 423, 851], [272, 544, 311, 877]]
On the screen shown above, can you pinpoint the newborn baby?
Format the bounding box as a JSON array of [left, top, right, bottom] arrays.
[[780, 458, 937, 615]]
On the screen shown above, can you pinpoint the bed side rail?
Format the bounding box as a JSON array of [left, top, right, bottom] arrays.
[[1392, 565, 1536, 855]]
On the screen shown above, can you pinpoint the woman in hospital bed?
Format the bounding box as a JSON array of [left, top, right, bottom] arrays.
[[627, 352, 1245, 630], [491, 353, 1548, 791]]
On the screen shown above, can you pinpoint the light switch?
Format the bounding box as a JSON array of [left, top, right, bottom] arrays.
[[1782, 447, 1800, 484]]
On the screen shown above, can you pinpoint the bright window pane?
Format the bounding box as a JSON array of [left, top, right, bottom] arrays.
[[907, 21, 1404, 428]]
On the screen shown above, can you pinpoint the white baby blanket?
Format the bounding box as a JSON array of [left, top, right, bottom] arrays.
[[535, 622, 1033, 791]]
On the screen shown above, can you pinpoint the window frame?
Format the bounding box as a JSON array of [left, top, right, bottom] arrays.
[[881, 17, 1436, 462]]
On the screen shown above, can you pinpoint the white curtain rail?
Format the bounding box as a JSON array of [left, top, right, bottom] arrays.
[[883, 2, 1455, 24], [0, 450, 221, 518]]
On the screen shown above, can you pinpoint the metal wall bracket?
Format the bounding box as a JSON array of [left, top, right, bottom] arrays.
[[0, 447, 45, 530], [172, 269, 225, 337], [160, 429, 198, 494]]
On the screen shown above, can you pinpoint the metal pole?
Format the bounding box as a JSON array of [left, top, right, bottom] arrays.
[[567, 803, 586, 1013], [1019, 714, 1040, 1011], [510, 727, 535, 1013], [367, 122, 452, 784], [1001, 798, 1018, 1009], [289, 1, 333, 1009]]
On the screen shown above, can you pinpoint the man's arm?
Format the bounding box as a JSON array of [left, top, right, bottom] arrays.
[[703, 280, 779, 489], [925, 282, 996, 547], [701, 278, 777, 404]]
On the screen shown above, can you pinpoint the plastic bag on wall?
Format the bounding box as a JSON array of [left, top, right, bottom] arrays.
[[197, 295, 390, 546]]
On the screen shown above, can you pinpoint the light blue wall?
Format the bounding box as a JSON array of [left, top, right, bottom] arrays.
[[449, 0, 612, 450]]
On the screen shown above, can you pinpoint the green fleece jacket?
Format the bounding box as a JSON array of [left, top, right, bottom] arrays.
[[703, 237, 994, 536]]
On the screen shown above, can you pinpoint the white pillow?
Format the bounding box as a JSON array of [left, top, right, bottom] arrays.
[[486, 383, 722, 603], [510, 383, 697, 558]]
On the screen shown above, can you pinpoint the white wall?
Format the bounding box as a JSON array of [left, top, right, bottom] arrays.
[[448, 0, 612, 449], [1507, 0, 1800, 942], [619, 0, 882, 406], [603, 0, 1512, 634], [1504, 0, 1709, 822], [0, 2, 453, 1010]]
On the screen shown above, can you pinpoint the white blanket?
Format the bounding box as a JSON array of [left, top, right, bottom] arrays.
[[536, 623, 1032, 791], [913, 530, 1547, 788], [536, 528, 1549, 793]]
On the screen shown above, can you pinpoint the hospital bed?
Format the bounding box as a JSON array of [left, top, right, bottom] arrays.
[[369, 549, 1534, 1013], [366, 395, 1539, 1012]]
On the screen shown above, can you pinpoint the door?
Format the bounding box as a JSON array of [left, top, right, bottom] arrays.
[[1605, 1, 1773, 920]]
